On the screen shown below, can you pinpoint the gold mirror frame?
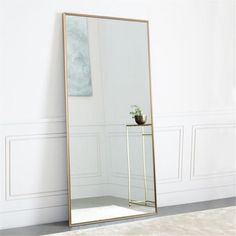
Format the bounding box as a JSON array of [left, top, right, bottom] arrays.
[[62, 12, 158, 227]]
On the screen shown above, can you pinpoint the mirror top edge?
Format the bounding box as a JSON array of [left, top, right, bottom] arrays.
[[62, 12, 149, 24]]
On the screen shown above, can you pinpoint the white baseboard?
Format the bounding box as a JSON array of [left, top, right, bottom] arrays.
[[157, 185, 236, 207], [0, 205, 68, 230]]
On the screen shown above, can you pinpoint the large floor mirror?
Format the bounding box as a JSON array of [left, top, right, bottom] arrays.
[[62, 13, 157, 226]]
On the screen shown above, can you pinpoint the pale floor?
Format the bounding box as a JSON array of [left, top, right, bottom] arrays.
[[0, 197, 235, 236], [71, 196, 155, 224], [52, 206, 236, 236], [72, 196, 155, 212]]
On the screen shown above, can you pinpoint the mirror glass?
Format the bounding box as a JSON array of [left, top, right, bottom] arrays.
[[63, 13, 157, 226]]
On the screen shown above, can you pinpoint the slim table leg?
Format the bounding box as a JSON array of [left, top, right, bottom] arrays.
[[126, 126, 131, 206], [142, 126, 147, 205]]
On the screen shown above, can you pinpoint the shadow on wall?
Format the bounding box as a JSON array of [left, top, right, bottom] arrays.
[[44, 12, 66, 121], [39, 12, 68, 223]]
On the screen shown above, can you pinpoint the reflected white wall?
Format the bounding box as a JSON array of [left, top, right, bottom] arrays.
[[68, 18, 153, 200]]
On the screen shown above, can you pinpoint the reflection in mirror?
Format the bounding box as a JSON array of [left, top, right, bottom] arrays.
[[63, 13, 157, 226]]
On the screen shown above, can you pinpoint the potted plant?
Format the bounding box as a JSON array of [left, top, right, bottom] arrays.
[[130, 105, 147, 125]]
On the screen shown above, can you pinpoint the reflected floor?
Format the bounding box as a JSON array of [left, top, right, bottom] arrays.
[[71, 196, 155, 224]]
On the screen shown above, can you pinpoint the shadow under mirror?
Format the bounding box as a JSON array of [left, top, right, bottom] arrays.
[[63, 13, 157, 226]]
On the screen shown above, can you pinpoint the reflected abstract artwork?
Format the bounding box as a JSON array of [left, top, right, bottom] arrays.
[[66, 16, 92, 96]]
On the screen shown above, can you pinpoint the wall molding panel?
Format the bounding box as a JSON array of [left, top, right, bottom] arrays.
[[190, 124, 236, 180], [154, 126, 184, 184], [107, 132, 154, 181], [0, 122, 68, 229], [5, 133, 67, 201], [70, 133, 102, 178], [69, 129, 109, 199]]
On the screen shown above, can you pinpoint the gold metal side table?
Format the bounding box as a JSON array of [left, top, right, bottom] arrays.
[[126, 124, 155, 207]]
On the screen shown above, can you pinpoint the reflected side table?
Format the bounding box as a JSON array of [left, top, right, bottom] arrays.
[[126, 124, 155, 207]]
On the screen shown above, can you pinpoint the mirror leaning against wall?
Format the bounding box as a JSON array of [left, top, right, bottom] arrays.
[[62, 13, 157, 226]]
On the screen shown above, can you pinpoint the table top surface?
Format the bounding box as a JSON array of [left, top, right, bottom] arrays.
[[126, 123, 152, 127]]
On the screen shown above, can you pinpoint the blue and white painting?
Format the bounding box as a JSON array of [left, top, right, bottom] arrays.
[[66, 16, 92, 96]]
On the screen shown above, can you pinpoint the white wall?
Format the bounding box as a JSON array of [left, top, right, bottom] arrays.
[[99, 19, 151, 124], [98, 19, 155, 201], [0, 0, 235, 229]]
